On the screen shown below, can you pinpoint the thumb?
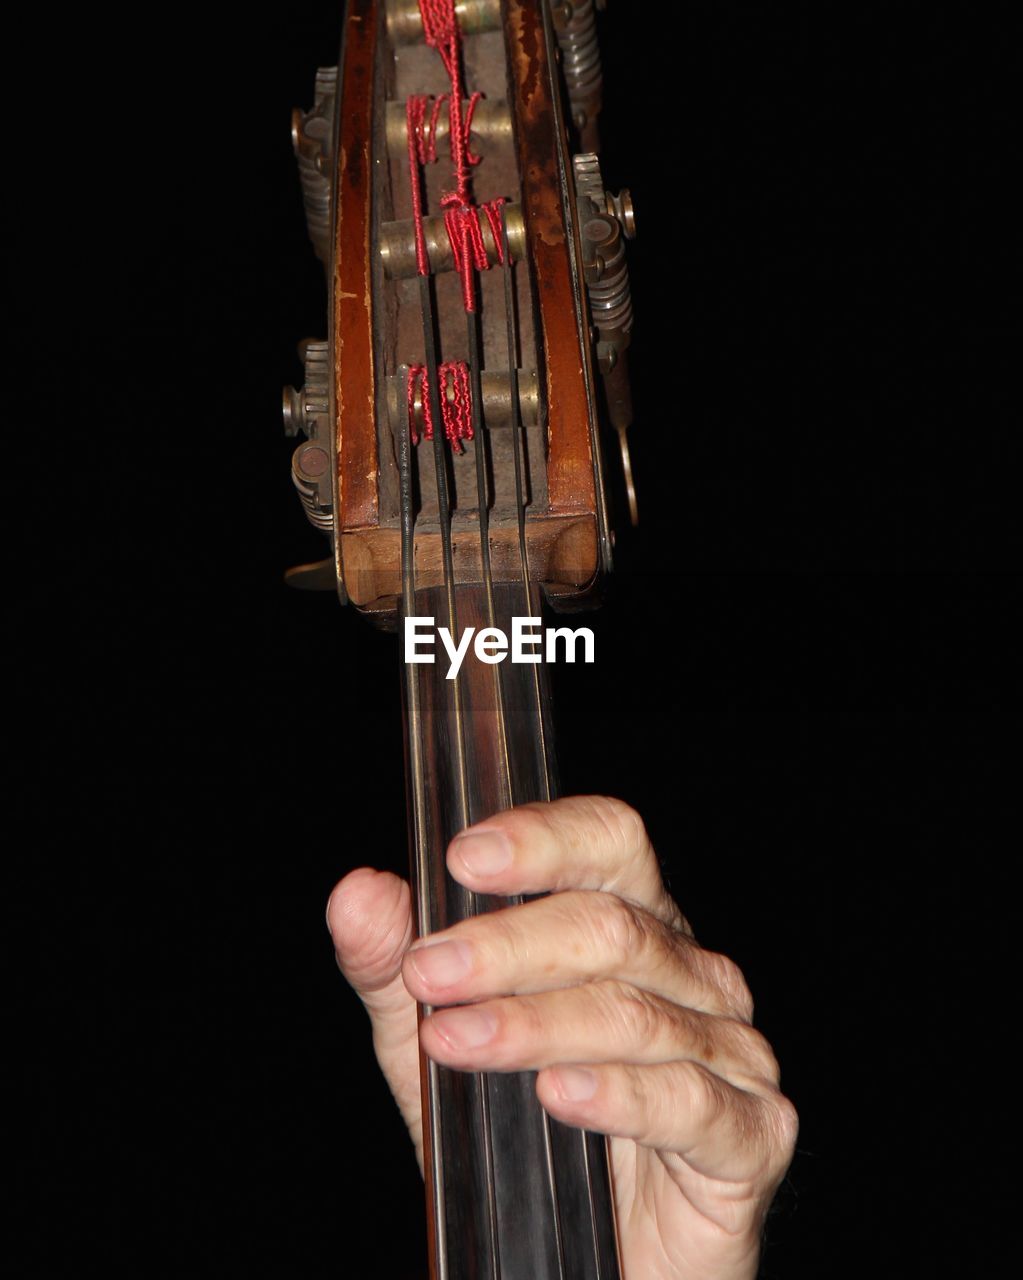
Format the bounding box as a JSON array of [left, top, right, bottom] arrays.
[[326, 868, 423, 1157]]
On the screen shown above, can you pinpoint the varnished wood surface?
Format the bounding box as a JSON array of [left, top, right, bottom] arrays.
[[342, 514, 597, 605], [505, 0, 598, 517], [335, 0, 380, 531]]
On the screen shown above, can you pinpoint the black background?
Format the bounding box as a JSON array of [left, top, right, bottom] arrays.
[[16, 2, 1018, 1275]]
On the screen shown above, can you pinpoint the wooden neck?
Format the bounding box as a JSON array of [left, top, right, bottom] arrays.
[[401, 582, 621, 1280]]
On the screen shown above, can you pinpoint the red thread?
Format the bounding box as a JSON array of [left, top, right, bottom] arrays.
[[463, 92, 484, 167], [427, 94, 446, 163], [482, 196, 507, 262], [418, 1, 470, 205], [407, 1, 505, 309], [408, 92, 445, 167], [407, 362, 474, 450], [441, 198, 507, 310], [406, 95, 431, 276], [407, 86, 489, 282]]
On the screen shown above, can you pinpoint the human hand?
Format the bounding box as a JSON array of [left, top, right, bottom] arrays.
[[326, 797, 797, 1279]]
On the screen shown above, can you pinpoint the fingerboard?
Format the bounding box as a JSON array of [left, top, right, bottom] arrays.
[[401, 583, 622, 1280]]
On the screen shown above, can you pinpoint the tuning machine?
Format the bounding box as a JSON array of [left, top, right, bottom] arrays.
[[281, 340, 343, 597], [573, 152, 638, 526], [552, 0, 605, 151], [291, 67, 338, 268], [283, 339, 335, 534]]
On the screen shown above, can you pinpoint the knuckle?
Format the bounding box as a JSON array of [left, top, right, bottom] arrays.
[[738, 1024, 781, 1083], [586, 892, 646, 962], [618, 1063, 657, 1142], [487, 905, 531, 967], [600, 980, 663, 1045], [583, 795, 649, 849], [719, 1019, 781, 1083], [771, 1093, 800, 1155], [504, 804, 558, 850], [573, 797, 653, 875], [678, 1060, 723, 1124], [649, 1062, 705, 1145], [704, 950, 755, 1021], [752, 1090, 800, 1184]]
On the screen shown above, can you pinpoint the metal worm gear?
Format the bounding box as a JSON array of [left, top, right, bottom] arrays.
[[291, 66, 338, 268]]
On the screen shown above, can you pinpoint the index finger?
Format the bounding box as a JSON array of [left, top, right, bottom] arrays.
[[446, 796, 688, 932]]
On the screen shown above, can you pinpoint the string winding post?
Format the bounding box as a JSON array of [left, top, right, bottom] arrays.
[[407, 362, 474, 450], [443, 198, 506, 310]]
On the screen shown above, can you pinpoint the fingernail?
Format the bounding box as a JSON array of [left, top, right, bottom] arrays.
[[407, 939, 472, 988], [553, 1067, 597, 1102], [452, 829, 513, 877], [430, 1007, 498, 1049]]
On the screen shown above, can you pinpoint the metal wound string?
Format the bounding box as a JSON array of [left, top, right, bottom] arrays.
[[397, 365, 449, 1280], [409, 18, 500, 1260], [500, 204, 554, 803], [464, 277, 513, 814], [497, 201, 571, 1278]]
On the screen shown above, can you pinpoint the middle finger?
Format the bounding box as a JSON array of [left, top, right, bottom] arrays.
[[402, 891, 751, 1020]]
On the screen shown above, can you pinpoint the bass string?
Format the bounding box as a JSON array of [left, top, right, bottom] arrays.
[[462, 275, 508, 1280], [499, 204, 553, 803], [420, 276, 471, 836], [418, 269, 502, 1280], [464, 297, 513, 812], [497, 201, 573, 1279], [410, 87, 491, 1272], [411, 9, 505, 1271], [411, 60, 503, 1258], [397, 363, 450, 1280]]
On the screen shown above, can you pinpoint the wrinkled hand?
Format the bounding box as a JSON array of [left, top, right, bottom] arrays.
[[326, 797, 797, 1279]]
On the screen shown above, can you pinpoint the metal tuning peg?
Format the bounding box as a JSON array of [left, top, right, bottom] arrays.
[[291, 66, 338, 268], [573, 152, 639, 525], [282, 339, 335, 542]]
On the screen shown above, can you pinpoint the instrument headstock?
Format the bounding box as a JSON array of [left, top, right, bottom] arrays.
[[284, 0, 636, 620]]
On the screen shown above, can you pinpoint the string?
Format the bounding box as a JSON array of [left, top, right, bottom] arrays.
[[406, 95, 431, 277], [497, 201, 570, 1278], [457, 207, 512, 1280], [413, 12, 504, 1271]]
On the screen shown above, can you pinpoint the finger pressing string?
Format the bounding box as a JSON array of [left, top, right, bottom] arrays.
[[536, 1059, 798, 1200], [402, 889, 751, 1020], [419, 980, 780, 1082], [446, 795, 688, 931]]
